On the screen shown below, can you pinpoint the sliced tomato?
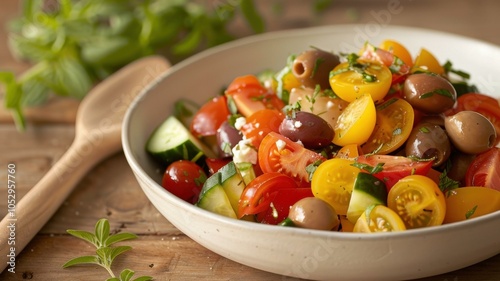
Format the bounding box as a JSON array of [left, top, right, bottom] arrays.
[[256, 188, 314, 225], [332, 93, 377, 147], [353, 205, 406, 233], [411, 48, 444, 75], [361, 98, 414, 155], [190, 96, 230, 137], [359, 42, 411, 75], [387, 175, 446, 229], [311, 158, 361, 215], [378, 39, 413, 68], [240, 109, 285, 148], [335, 143, 363, 160], [205, 158, 232, 175], [329, 61, 392, 103], [446, 93, 500, 146], [355, 155, 434, 190], [225, 74, 285, 117], [444, 187, 500, 224], [465, 147, 500, 191], [258, 132, 325, 186], [237, 172, 298, 218]]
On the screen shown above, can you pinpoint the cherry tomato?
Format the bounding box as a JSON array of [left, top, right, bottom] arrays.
[[205, 158, 231, 175], [446, 93, 500, 145], [465, 147, 500, 191], [378, 39, 413, 68], [359, 42, 411, 77], [355, 155, 434, 191], [330, 61, 392, 103], [225, 74, 284, 117], [311, 158, 361, 215], [335, 143, 362, 160], [444, 187, 500, 224], [388, 175, 446, 229], [162, 160, 208, 203], [238, 172, 298, 218], [240, 109, 285, 148], [332, 93, 377, 147], [256, 188, 314, 225], [361, 98, 414, 155], [190, 96, 230, 137], [411, 48, 444, 75], [353, 205, 406, 233], [258, 132, 325, 186]]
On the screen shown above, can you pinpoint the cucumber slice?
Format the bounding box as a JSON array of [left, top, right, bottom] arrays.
[[146, 116, 215, 164], [196, 161, 246, 218], [196, 172, 237, 218], [234, 162, 256, 185], [220, 162, 245, 214], [346, 173, 387, 224]]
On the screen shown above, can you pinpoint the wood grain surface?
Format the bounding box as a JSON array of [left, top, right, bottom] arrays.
[[1, 0, 500, 280]]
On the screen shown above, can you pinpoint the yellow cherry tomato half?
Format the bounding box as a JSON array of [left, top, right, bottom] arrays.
[[353, 205, 406, 233], [379, 39, 413, 67], [444, 187, 500, 224], [311, 158, 361, 215], [412, 48, 445, 75], [335, 143, 363, 160], [329, 60, 392, 103], [388, 175, 446, 229], [333, 93, 376, 147], [361, 98, 415, 155]]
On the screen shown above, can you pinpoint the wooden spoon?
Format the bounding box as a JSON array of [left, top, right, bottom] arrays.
[[0, 56, 170, 271]]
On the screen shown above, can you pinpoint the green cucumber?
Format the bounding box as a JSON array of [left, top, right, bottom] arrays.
[[346, 172, 387, 224], [220, 162, 246, 213], [196, 172, 237, 218], [146, 116, 215, 165], [196, 161, 246, 218], [234, 162, 256, 185]]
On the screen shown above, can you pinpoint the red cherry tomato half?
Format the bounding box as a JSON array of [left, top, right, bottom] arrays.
[[356, 155, 434, 190], [241, 109, 285, 148], [225, 75, 284, 117], [162, 160, 208, 203], [258, 132, 325, 187], [256, 188, 314, 225], [238, 172, 299, 218], [205, 158, 231, 175], [190, 96, 230, 137], [465, 147, 500, 191]]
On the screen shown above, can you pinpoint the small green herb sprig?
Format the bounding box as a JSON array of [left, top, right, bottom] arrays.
[[63, 219, 152, 281]]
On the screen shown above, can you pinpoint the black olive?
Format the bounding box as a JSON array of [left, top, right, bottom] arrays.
[[405, 122, 451, 166], [279, 111, 334, 149]]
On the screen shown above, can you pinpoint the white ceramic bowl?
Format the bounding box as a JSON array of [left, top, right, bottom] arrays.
[[122, 25, 500, 281]]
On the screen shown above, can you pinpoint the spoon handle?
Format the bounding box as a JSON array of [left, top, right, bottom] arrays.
[[0, 56, 170, 272], [0, 139, 102, 270]]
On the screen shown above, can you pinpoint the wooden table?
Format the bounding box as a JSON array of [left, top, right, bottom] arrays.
[[1, 1, 500, 280]]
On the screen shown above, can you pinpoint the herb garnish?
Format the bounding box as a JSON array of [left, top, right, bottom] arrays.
[[419, 88, 453, 99], [63, 218, 152, 281], [330, 53, 378, 83]]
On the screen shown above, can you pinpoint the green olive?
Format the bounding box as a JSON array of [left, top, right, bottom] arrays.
[[444, 111, 497, 154], [288, 197, 340, 231], [292, 49, 340, 89]]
